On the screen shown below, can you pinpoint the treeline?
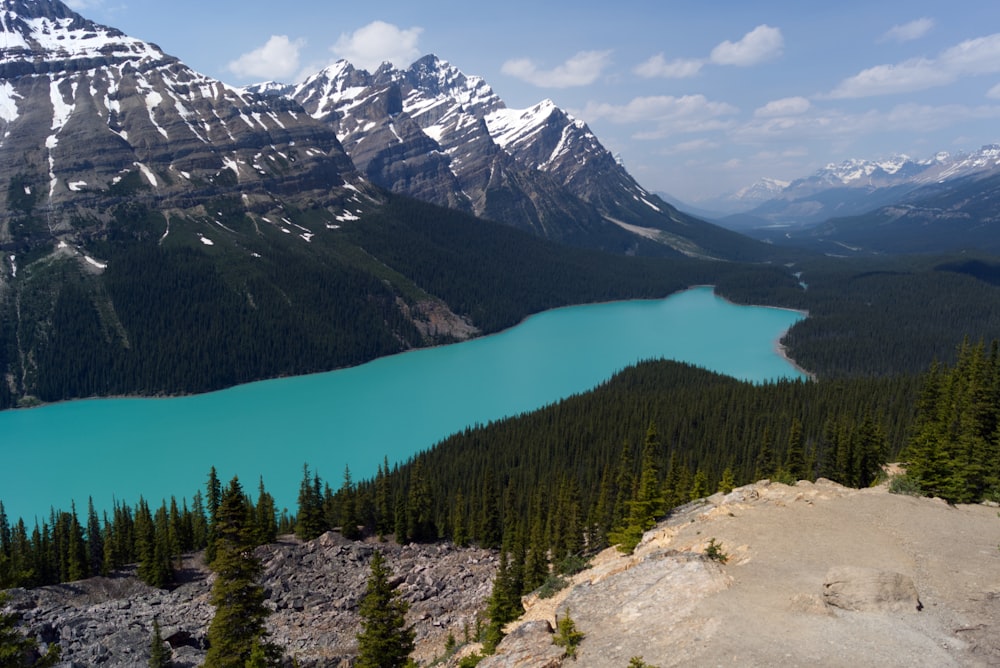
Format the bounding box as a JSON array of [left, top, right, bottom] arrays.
[[0, 468, 290, 591], [6, 186, 1000, 409], [717, 254, 1000, 377], [906, 339, 1000, 503], [304, 361, 919, 567]]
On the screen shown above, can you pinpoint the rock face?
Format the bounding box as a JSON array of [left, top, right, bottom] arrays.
[[0, 0, 364, 253], [251, 55, 758, 259], [4, 533, 496, 667]]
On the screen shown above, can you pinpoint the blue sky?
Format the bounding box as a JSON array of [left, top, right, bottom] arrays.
[[66, 0, 1000, 201]]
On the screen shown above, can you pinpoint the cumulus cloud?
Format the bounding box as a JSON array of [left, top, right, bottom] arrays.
[[634, 54, 703, 79], [829, 32, 1000, 98], [331, 21, 423, 72], [880, 18, 935, 43], [227, 35, 306, 81], [501, 50, 613, 88], [710, 25, 784, 66], [755, 97, 811, 117]]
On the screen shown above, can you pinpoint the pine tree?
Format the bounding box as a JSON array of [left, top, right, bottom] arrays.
[[204, 477, 282, 668], [609, 422, 665, 553], [295, 465, 327, 541], [148, 618, 171, 668], [254, 477, 277, 545], [355, 549, 415, 668], [784, 419, 807, 481], [717, 467, 736, 494]]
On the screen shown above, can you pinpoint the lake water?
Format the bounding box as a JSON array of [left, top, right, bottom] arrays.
[[0, 286, 806, 523]]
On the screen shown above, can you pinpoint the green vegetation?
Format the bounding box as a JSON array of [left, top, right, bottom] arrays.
[[0, 473, 287, 592], [204, 477, 282, 667], [355, 550, 415, 668], [904, 339, 1000, 503], [703, 538, 729, 564], [553, 610, 584, 659], [147, 619, 171, 668]]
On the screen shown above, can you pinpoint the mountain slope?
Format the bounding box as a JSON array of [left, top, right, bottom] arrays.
[[253, 55, 766, 260], [0, 0, 789, 410]]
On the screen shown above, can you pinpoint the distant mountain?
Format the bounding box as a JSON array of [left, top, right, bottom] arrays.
[[247, 56, 763, 260], [782, 170, 1000, 255], [711, 146, 1000, 233]]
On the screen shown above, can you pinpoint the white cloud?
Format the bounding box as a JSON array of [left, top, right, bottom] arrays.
[[583, 94, 737, 139], [227, 35, 306, 81], [331, 21, 423, 72], [829, 32, 1000, 98], [63, 0, 102, 9], [634, 54, 703, 79], [881, 18, 935, 43], [710, 25, 784, 67], [755, 97, 811, 117], [666, 138, 720, 154], [987, 83, 1000, 99], [501, 50, 613, 88]]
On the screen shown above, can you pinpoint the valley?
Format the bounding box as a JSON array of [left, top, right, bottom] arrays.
[[1, 1, 999, 667]]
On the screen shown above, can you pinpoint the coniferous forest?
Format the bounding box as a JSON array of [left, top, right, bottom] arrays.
[[3, 197, 1000, 664]]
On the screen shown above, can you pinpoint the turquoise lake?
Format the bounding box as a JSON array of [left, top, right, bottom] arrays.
[[0, 286, 806, 523]]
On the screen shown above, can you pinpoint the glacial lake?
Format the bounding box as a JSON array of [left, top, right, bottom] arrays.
[[0, 286, 806, 523]]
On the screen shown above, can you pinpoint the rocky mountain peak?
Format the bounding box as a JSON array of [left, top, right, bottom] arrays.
[[0, 0, 172, 76]]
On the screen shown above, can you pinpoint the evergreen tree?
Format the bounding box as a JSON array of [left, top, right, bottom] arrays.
[[609, 422, 665, 553], [254, 477, 277, 545], [204, 477, 282, 668], [717, 467, 736, 494], [85, 498, 103, 578], [355, 549, 415, 668], [147, 619, 171, 668], [295, 465, 327, 541], [784, 419, 807, 481]]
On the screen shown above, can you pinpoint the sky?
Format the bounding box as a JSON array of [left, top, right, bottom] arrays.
[[64, 0, 1000, 202]]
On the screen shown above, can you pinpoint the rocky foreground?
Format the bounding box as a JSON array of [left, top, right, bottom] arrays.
[[4, 534, 497, 666], [5, 479, 1000, 667]]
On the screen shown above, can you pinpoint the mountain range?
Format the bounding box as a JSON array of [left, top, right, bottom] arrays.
[[0, 0, 776, 409], [683, 146, 1000, 254]]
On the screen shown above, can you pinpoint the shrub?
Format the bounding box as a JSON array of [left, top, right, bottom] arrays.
[[888, 473, 922, 496], [553, 610, 585, 659], [704, 538, 729, 563]]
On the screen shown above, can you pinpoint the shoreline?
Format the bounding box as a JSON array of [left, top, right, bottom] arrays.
[[3, 284, 814, 412]]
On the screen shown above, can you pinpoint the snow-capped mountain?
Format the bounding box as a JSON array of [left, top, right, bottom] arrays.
[[712, 146, 1000, 230], [249, 55, 749, 257], [0, 0, 366, 256]]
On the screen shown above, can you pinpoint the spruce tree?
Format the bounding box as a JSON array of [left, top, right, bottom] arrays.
[[204, 477, 282, 668], [148, 618, 171, 668], [609, 422, 665, 553], [355, 549, 414, 668]]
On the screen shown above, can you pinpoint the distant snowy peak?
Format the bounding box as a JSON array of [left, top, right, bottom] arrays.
[[0, 0, 169, 71], [733, 177, 790, 202], [801, 145, 1000, 190]]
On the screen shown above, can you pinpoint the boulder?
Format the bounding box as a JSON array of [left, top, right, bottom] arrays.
[[822, 566, 922, 613]]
